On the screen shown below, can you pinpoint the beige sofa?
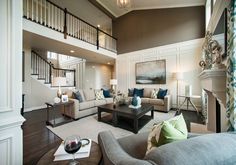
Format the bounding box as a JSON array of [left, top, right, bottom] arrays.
[[129, 88, 171, 112], [63, 89, 113, 119]]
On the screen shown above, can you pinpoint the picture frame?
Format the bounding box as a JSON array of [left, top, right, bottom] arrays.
[[61, 95, 69, 103], [135, 60, 166, 84]]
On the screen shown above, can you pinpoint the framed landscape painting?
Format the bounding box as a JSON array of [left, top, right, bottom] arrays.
[[136, 60, 166, 84]]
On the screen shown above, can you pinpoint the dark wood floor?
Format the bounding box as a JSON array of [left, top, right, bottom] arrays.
[[22, 108, 203, 165], [22, 109, 62, 165]]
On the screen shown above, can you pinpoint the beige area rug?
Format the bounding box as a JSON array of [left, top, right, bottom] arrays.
[[190, 123, 213, 134], [47, 111, 176, 142]]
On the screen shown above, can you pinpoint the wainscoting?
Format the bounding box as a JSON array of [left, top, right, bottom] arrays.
[[116, 38, 204, 110]]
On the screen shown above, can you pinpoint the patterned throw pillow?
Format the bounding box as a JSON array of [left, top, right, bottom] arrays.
[[95, 90, 105, 100], [146, 114, 187, 155], [151, 89, 159, 99]]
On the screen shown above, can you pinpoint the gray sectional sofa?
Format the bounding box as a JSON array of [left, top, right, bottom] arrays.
[[98, 131, 236, 165], [62, 89, 113, 119]]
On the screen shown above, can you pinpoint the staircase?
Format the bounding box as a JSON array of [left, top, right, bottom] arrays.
[[31, 51, 76, 88]]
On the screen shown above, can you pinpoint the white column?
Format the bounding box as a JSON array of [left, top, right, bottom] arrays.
[[0, 0, 25, 165]]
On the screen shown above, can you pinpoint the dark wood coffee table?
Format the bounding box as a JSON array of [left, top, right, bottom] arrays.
[[37, 141, 101, 165], [98, 103, 154, 133]]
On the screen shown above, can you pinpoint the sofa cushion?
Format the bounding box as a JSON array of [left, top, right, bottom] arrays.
[[65, 89, 74, 98], [105, 98, 113, 104], [149, 99, 164, 105], [133, 88, 144, 97], [151, 89, 159, 99], [79, 100, 95, 110], [141, 98, 150, 104], [157, 88, 168, 99], [95, 99, 106, 106], [143, 88, 154, 98], [145, 133, 236, 165], [83, 89, 95, 101], [95, 90, 105, 100]]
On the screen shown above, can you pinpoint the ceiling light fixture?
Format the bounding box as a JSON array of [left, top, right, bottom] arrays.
[[117, 0, 131, 8], [70, 50, 75, 53], [107, 62, 111, 65]]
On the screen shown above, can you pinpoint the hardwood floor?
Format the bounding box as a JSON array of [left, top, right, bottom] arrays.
[[22, 109, 61, 165], [22, 108, 203, 165]]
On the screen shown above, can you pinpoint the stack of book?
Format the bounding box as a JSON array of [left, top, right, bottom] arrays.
[[53, 139, 92, 161]]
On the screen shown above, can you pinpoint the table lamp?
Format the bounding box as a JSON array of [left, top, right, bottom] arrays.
[[53, 77, 67, 98], [110, 79, 117, 94]]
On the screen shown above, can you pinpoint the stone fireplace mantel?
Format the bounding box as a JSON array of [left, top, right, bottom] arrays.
[[199, 68, 227, 132], [199, 69, 226, 108]]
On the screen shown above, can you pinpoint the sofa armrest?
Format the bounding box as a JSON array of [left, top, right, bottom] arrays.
[[164, 95, 171, 111], [98, 131, 153, 165], [61, 98, 80, 119]]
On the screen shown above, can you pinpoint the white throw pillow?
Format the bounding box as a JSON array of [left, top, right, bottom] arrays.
[[95, 90, 105, 100], [151, 89, 159, 99]]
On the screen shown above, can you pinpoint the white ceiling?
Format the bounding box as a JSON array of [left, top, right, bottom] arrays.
[[23, 31, 115, 65], [97, 0, 206, 17]]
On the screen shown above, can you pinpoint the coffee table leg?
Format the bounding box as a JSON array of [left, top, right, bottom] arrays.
[[151, 110, 154, 119], [98, 109, 101, 122], [112, 112, 117, 127], [134, 119, 138, 134]]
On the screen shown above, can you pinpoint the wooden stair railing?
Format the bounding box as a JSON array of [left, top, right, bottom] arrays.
[[31, 50, 76, 87], [23, 0, 117, 53]]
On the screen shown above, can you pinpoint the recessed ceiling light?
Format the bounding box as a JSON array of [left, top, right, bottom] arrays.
[[107, 62, 111, 65], [70, 50, 75, 53], [97, 24, 100, 28]]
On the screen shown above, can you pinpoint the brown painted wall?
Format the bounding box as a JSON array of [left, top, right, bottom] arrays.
[[113, 6, 205, 54]]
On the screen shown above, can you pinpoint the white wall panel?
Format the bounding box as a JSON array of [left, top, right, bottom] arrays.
[[116, 38, 203, 110], [0, 0, 25, 164]]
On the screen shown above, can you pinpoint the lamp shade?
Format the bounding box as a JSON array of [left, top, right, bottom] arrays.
[[175, 72, 184, 80], [110, 79, 117, 85]]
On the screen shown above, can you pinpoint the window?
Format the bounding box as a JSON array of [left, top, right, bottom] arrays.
[[47, 51, 57, 59]]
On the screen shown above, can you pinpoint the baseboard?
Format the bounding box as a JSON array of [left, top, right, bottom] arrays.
[[24, 105, 47, 112]]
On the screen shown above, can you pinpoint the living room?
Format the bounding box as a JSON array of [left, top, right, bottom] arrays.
[[1, 0, 236, 165]]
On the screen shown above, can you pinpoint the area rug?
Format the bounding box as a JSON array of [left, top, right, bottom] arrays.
[[47, 111, 176, 142]]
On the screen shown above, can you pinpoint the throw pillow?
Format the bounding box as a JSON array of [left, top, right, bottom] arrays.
[[133, 88, 144, 97], [146, 114, 187, 154], [95, 90, 105, 100], [157, 88, 168, 99], [128, 88, 134, 97], [102, 89, 111, 98], [73, 91, 84, 102], [151, 89, 159, 99]]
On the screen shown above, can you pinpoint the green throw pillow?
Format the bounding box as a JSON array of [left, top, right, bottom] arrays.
[[157, 114, 188, 146], [146, 114, 187, 154]]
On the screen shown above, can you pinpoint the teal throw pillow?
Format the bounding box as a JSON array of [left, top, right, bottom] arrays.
[[102, 89, 111, 98], [133, 88, 144, 97], [157, 88, 168, 99]]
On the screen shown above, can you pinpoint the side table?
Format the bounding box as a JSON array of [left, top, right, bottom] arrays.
[[37, 141, 102, 165], [177, 95, 201, 114], [45, 100, 74, 127]]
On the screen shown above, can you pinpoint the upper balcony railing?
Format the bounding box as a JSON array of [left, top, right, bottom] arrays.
[[23, 0, 117, 53]]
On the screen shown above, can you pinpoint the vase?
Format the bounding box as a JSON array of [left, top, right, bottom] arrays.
[[131, 95, 138, 106]]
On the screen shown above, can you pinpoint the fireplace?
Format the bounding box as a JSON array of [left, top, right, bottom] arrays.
[[199, 69, 227, 132]]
